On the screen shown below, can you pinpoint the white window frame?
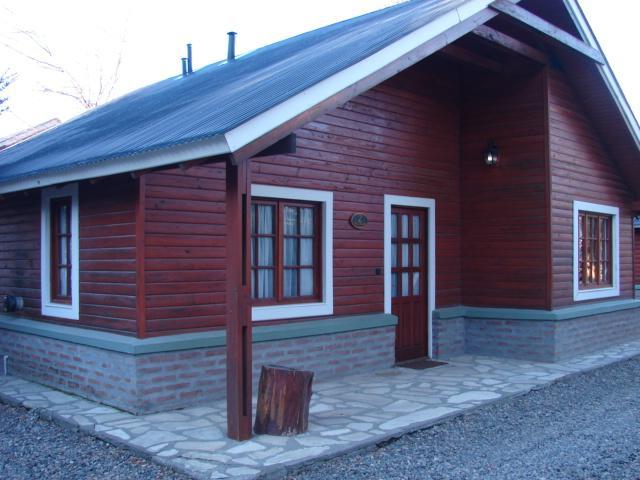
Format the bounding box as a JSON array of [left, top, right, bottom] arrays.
[[573, 200, 620, 302], [250, 184, 333, 321], [384, 195, 436, 357], [41, 183, 80, 320]]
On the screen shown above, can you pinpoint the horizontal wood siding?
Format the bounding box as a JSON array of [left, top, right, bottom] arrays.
[[0, 194, 41, 317], [0, 178, 139, 333], [461, 68, 549, 308], [254, 60, 462, 314], [635, 229, 640, 287], [79, 178, 138, 333], [548, 68, 634, 307], [143, 165, 227, 334]]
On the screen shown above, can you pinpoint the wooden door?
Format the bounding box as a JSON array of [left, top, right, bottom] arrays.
[[391, 207, 428, 362]]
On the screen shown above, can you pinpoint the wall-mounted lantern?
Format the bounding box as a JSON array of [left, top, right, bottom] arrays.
[[484, 141, 499, 166]]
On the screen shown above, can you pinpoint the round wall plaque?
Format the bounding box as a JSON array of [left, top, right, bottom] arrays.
[[350, 213, 368, 229]]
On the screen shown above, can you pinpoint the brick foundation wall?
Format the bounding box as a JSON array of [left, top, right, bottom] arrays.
[[433, 308, 640, 362], [0, 325, 395, 414], [432, 317, 465, 359]]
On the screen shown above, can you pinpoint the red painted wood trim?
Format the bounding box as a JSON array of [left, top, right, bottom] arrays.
[[225, 158, 253, 440], [543, 66, 553, 310], [136, 175, 147, 339]]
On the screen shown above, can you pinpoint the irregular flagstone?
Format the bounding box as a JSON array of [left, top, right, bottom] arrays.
[[227, 441, 265, 454], [174, 441, 227, 452], [130, 430, 187, 448], [264, 446, 331, 466], [379, 407, 458, 431]]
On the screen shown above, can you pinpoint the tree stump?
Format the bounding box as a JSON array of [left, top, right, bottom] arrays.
[[254, 365, 314, 436]]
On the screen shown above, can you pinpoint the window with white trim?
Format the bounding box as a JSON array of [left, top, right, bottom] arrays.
[[250, 185, 333, 321], [573, 201, 619, 302], [41, 184, 80, 319]]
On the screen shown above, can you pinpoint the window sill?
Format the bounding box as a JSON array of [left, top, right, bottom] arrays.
[[42, 302, 78, 320], [252, 301, 333, 322], [574, 285, 620, 302]]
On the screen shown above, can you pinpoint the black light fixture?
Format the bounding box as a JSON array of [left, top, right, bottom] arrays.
[[484, 141, 499, 166]]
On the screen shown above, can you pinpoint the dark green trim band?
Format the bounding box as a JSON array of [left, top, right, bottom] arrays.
[[0, 313, 397, 355], [434, 299, 640, 322]]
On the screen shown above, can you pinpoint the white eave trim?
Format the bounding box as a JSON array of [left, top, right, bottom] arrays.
[[563, 0, 640, 151]]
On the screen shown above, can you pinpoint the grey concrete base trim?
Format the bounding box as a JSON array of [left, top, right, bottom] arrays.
[[0, 313, 397, 355], [434, 299, 640, 322]]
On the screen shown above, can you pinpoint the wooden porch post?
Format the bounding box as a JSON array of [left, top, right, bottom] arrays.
[[225, 157, 253, 440]]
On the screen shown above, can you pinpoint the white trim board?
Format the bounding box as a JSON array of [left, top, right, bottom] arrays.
[[41, 183, 80, 320], [572, 200, 620, 302], [250, 184, 334, 321], [384, 195, 436, 358]]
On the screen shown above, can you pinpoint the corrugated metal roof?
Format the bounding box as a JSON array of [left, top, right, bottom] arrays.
[[0, 0, 467, 188]]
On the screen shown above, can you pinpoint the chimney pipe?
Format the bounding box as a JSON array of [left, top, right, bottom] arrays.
[[181, 57, 188, 77], [227, 32, 236, 61], [187, 43, 193, 74]]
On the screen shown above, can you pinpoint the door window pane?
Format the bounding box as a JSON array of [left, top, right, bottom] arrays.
[[402, 244, 409, 267], [402, 272, 409, 296], [401, 215, 409, 238], [58, 268, 68, 297], [391, 214, 397, 239], [391, 244, 397, 268], [413, 244, 420, 267], [412, 216, 420, 239], [413, 272, 420, 295], [391, 273, 398, 297]]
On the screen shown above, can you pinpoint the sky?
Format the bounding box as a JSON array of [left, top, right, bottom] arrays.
[[0, 0, 639, 137]]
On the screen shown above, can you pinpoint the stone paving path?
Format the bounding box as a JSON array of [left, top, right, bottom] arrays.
[[1, 340, 640, 479]]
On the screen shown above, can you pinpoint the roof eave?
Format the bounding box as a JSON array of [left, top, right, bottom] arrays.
[[0, 133, 230, 195]]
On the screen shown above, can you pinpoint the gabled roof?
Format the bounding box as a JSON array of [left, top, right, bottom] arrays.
[[0, 0, 638, 196], [0, 119, 61, 152]]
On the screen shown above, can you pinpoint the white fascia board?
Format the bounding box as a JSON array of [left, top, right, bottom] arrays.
[[0, 134, 230, 195], [563, 0, 640, 151], [223, 0, 500, 153]]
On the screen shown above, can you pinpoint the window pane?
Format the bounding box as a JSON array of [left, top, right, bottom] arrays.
[[413, 244, 420, 267], [391, 214, 397, 239], [391, 273, 397, 297], [284, 206, 298, 235], [59, 239, 68, 265], [402, 272, 409, 296], [300, 208, 314, 236], [284, 238, 298, 266], [412, 216, 420, 239], [251, 238, 256, 265], [300, 269, 313, 296], [257, 269, 274, 299], [391, 244, 397, 268], [413, 272, 420, 295], [401, 215, 409, 238], [402, 244, 409, 267], [258, 238, 274, 266], [251, 204, 256, 234], [58, 268, 68, 297], [284, 269, 298, 297], [59, 204, 68, 234], [300, 238, 313, 266], [257, 205, 274, 234]]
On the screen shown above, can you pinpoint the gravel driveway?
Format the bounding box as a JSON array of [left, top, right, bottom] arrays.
[[0, 403, 189, 480], [289, 355, 640, 480]]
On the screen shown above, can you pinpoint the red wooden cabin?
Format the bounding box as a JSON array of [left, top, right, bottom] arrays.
[[1, 0, 639, 439]]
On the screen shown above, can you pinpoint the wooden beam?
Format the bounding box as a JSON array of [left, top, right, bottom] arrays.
[[441, 44, 503, 73], [490, 0, 605, 64], [225, 157, 253, 441], [252, 134, 297, 158], [472, 25, 549, 64]]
